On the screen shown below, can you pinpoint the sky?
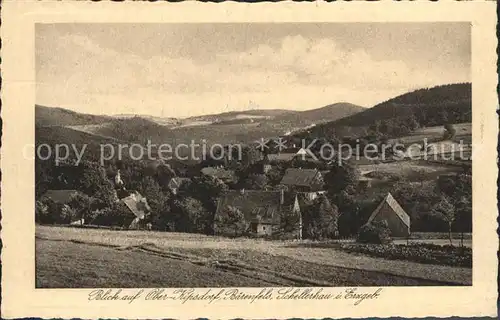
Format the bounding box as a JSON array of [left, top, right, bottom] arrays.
[[36, 23, 471, 118]]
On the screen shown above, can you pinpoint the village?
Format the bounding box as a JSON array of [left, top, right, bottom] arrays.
[[37, 142, 415, 240], [33, 22, 474, 288], [36, 117, 473, 278], [35, 105, 474, 289]]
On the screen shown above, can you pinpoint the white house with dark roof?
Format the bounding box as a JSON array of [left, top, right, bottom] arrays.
[[120, 191, 151, 230]]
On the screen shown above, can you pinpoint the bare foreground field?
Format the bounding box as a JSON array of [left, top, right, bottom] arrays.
[[35, 226, 472, 288]]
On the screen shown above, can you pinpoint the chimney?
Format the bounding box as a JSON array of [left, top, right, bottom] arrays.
[[280, 188, 285, 205]]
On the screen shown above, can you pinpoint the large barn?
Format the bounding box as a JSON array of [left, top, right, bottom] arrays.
[[214, 189, 302, 239], [367, 193, 411, 237], [280, 168, 325, 192]]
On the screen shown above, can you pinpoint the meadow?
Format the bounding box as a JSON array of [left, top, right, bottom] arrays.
[[388, 122, 472, 145], [36, 226, 472, 288], [358, 160, 464, 182]]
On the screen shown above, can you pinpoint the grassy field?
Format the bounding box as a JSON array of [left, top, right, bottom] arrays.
[[389, 122, 472, 145], [358, 160, 464, 182], [36, 226, 472, 288]]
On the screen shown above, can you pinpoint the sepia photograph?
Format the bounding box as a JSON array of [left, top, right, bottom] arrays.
[[34, 22, 474, 289]]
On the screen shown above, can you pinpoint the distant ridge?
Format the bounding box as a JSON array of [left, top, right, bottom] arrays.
[[277, 102, 366, 125], [36, 105, 111, 127], [34, 101, 365, 148]]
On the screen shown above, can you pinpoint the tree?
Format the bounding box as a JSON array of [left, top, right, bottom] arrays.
[[180, 175, 228, 215], [443, 123, 457, 140], [69, 193, 96, 225], [357, 220, 392, 244], [35, 200, 49, 224], [38, 197, 67, 224], [432, 195, 456, 246], [139, 176, 171, 230], [407, 114, 420, 131], [240, 174, 268, 190], [455, 195, 472, 247], [333, 191, 363, 237], [172, 197, 213, 233], [35, 159, 54, 198], [280, 208, 302, 238], [324, 162, 359, 195], [92, 202, 135, 228], [440, 110, 449, 124], [57, 205, 75, 224], [239, 145, 262, 167], [436, 172, 472, 240], [215, 205, 246, 237], [302, 195, 339, 240], [266, 165, 286, 186], [78, 161, 116, 208], [155, 164, 177, 191]]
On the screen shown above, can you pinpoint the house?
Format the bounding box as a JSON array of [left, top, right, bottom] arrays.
[[214, 189, 302, 239], [267, 147, 320, 164], [367, 193, 411, 237], [293, 148, 315, 161], [267, 153, 297, 163], [167, 177, 191, 195], [42, 189, 85, 205], [280, 168, 325, 192], [121, 191, 151, 230], [201, 166, 237, 184]]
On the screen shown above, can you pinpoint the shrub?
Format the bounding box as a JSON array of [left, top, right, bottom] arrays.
[[35, 200, 49, 224], [37, 197, 72, 224], [443, 123, 457, 140], [340, 243, 471, 268], [91, 202, 135, 227], [357, 220, 392, 244]]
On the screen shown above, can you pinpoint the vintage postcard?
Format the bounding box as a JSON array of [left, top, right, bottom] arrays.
[[1, 1, 498, 318]]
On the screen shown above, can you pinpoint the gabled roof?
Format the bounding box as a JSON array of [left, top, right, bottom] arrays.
[[267, 153, 297, 162], [167, 177, 191, 189], [280, 168, 322, 187], [216, 190, 297, 224], [42, 190, 85, 204], [201, 167, 236, 181], [121, 192, 151, 219], [368, 193, 410, 228]]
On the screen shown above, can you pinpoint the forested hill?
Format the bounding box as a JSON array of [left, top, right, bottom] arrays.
[[332, 83, 471, 127], [296, 83, 471, 139]]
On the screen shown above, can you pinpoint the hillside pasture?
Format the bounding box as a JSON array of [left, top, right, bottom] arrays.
[[359, 160, 464, 182], [389, 122, 471, 145], [36, 225, 472, 288]]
